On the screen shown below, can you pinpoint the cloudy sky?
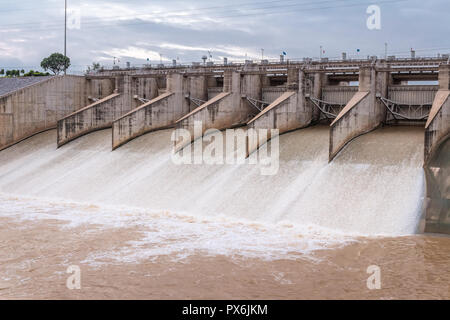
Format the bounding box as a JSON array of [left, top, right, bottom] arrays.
[[1, 0, 449, 74]]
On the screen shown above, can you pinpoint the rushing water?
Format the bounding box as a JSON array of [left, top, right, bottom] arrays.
[[1, 125, 447, 299], [0, 126, 425, 236]]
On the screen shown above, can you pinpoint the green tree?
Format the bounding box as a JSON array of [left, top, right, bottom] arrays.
[[0, 69, 4, 76], [87, 62, 101, 73], [23, 70, 51, 77], [40, 53, 70, 75]]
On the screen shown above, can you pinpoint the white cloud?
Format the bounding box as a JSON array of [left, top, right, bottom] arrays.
[[99, 47, 169, 62]]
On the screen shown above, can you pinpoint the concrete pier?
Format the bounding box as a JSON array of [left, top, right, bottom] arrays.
[[0, 76, 96, 151], [424, 64, 450, 234], [111, 73, 202, 150], [57, 92, 123, 147], [57, 74, 166, 147], [425, 65, 450, 162], [246, 68, 328, 155], [57, 75, 134, 147], [329, 66, 389, 161], [174, 68, 262, 151]]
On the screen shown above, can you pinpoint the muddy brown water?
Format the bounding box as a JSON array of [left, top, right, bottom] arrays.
[[0, 126, 448, 299]]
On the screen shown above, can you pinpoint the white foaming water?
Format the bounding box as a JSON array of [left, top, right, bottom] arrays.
[[0, 193, 350, 264], [0, 125, 426, 261]]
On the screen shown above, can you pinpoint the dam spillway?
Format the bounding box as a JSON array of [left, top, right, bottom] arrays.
[[0, 57, 448, 235], [0, 125, 425, 236]]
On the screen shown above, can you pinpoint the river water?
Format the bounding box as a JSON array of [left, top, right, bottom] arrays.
[[0, 126, 448, 299]]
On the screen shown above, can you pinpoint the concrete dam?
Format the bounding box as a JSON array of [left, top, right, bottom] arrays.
[[0, 57, 448, 235]]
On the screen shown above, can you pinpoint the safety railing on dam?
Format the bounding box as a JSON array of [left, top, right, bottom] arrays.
[[89, 56, 449, 76]]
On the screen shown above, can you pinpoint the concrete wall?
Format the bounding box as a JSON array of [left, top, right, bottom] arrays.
[[57, 74, 133, 147], [424, 137, 450, 234], [0, 76, 89, 150], [329, 66, 390, 161], [174, 70, 261, 151], [245, 68, 337, 154], [131, 77, 160, 109], [247, 91, 297, 155], [57, 93, 123, 147], [262, 87, 288, 104], [424, 65, 450, 162], [188, 76, 208, 112], [245, 69, 328, 154], [322, 86, 358, 105], [111, 73, 193, 150], [423, 64, 450, 235], [208, 87, 223, 100], [425, 92, 450, 161], [87, 78, 115, 101]]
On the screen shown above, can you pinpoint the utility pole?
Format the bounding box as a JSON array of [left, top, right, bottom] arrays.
[[261, 48, 264, 60], [384, 42, 388, 60], [64, 0, 67, 75], [320, 46, 323, 60]]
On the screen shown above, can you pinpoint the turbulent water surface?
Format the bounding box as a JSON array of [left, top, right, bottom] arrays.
[[0, 125, 448, 299]]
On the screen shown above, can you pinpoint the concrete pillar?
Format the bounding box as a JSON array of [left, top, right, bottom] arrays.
[[241, 70, 263, 102], [246, 68, 316, 155], [312, 71, 327, 121], [425, 64, 450, 161], [298, 69, 316, 125], [166, 72, 190, 118], [207, 76, 218, 88], [261, 74, 271, 87], [0, 76, 88, 151], [223, 70, 233, 92], [188, 75, 208, 112], [439, 64, 450, 90], [57, 73, 137, 147], [423, 64, 450, 234], [131, 77, 159, 109], [287, 67, 299, 89], [329, 65, 390, 161], [112, 72, 191, 149]]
